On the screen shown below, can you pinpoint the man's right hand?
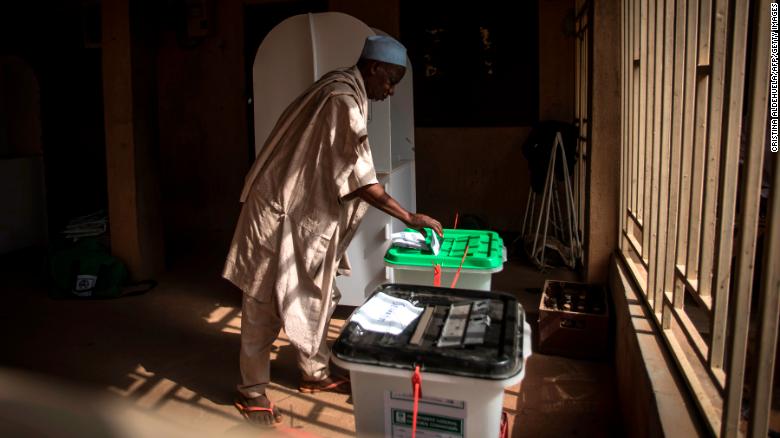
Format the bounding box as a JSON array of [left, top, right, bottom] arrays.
[[406, 213, 443, 237]]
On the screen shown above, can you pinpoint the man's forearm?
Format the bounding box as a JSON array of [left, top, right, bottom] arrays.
[[355, 183, 412, 224], [353, 183, 443, 236]]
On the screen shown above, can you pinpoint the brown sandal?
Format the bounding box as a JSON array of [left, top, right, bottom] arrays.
[[298, 376, 351, 394], [234, 395, 283, 426]]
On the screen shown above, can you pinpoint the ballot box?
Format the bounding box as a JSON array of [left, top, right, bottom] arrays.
[[332, 284, 532, 438], [384, 229, 505, 291]]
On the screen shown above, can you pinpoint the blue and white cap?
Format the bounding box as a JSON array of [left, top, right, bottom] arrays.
[[360, 35, 407, 67]]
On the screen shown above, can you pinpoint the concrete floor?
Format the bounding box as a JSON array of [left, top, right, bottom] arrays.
[[0, 245, 621, 437]]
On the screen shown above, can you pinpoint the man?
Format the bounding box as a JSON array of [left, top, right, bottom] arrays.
[[223, 35, 442, 426]]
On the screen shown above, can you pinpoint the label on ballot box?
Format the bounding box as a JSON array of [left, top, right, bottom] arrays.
[[384, 391, 466, 438]]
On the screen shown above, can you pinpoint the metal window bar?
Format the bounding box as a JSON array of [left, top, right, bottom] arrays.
[[685, 0, 713, 296], [574, 0, 590, 264], [638, 0, 648, 227], [662, 0, 688, 309], [720, 0, 769, 434], [674, 0, 699, 286], [621, 0, 627, 251], [657, 0, 676, 328], [745, 2, 778, 436], [709, 0, 750, 370], [646, 0, 664, 312], [698, 0, 731, 303], [642, 0, 656, 269], [617, 0, 776, 435]]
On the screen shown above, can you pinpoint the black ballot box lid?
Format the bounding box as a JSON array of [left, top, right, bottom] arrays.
[[332, 284, 527, 380]]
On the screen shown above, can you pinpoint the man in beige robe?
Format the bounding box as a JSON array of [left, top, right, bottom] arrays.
[[223, 35, 442, 425]]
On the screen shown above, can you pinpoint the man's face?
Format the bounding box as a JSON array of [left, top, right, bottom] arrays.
[[364, 61, 406, 101]]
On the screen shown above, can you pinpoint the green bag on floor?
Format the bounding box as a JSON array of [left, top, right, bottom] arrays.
[[49, 238, 129, 299]]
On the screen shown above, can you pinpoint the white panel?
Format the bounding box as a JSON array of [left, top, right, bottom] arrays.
[[252, 15, 314, 156], [390, 56, 415, 168], [309, 15, 391, 171], [254, 13, 395, 174], [410, 158, 416, 213], [309, 12, 373, 78], [371, 28, 415, 170], [366, 99, 392, 173], [388, 160, 416, 233], [336, 175, 392, 306]]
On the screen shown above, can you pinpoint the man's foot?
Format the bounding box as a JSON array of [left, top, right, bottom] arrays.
[[234, 393, 283, 426], [298, 376, 351, 394]]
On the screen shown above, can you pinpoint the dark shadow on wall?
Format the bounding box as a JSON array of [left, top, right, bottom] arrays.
[[0, 2, 108, 237]]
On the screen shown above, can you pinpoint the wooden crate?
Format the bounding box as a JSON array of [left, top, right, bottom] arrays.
[[538, 280, 609, 359]]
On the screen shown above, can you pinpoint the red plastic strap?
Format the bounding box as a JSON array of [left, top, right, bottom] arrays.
[[500, 411, 509, 438], [433, 264, 441, 287], [412, 365, 422, 438], [450, 243, 470, 288], [453, 212, 459, 229]]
